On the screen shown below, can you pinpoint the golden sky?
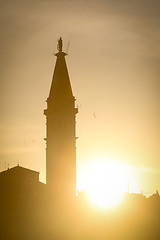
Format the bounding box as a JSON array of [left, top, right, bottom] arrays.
[[0, 0, 160, 194]]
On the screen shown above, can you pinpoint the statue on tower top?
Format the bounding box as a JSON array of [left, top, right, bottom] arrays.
[[57, 37, 63, 52]]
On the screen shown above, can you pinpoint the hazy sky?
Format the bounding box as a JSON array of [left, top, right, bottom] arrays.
[[0, 0, 160, 193]]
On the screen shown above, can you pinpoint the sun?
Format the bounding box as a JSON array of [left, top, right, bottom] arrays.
[[84, 158, 128, 209]]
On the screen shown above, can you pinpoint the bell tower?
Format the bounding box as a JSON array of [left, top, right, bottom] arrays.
[[44, 38, 78, 202]]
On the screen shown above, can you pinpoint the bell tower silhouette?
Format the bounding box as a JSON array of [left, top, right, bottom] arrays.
[[44, 38, 78, 202]]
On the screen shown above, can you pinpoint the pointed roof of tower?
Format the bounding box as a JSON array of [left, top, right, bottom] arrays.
[[48, 38, 74, 102]]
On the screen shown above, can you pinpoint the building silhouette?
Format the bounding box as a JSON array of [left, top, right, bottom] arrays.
[[0, 165, 39, 206], [0, 165, 46, 216], [0, 165, 39, 197], [44, 38, 78, 203]]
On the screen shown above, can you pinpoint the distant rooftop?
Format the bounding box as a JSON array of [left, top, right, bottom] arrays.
[[0, 165, 39, 175]]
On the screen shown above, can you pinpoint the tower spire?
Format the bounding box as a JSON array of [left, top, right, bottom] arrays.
[[48, 38, 73, 103]]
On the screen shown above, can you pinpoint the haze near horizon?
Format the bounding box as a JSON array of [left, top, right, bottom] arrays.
[[0, 0, 160, 197]]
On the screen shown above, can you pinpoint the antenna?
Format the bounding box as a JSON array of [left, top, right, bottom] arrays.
[[66, 35, 71, 54]]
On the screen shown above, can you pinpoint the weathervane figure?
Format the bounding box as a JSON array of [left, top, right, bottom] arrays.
[[57, 37, 63, 52]]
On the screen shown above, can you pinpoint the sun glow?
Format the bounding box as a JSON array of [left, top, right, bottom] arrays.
[[83, 158, 129, 209]]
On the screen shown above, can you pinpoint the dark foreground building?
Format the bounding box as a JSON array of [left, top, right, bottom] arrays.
[[0, 165, 40, 203]]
